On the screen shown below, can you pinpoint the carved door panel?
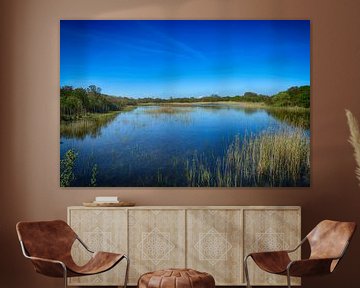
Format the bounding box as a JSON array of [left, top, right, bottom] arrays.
[[187, 209, 243, 285], [67, 207, 300, 286], [68, 208, 128, 286], [243, 209, 301, 286], [128, 209, 186, 284]]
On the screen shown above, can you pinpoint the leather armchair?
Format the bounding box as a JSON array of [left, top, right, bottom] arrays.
[[244, 220, 356, 288], [16, 220, 129, 288]]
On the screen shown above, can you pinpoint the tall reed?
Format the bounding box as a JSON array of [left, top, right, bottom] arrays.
[[60, 112, 118, 139], [185, 128, 310, 187]]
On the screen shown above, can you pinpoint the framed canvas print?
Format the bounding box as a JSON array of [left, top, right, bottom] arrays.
[[60, 20, 310, 187]]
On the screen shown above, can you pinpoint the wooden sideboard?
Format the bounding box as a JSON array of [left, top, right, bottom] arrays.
[[67, 206, 301, 286]]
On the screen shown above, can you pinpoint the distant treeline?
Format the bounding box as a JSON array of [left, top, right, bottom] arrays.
[[60, 85, 310, 120]]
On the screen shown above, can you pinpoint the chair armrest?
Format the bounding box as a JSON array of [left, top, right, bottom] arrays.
[[19, 240, 67, 277], [286, 237, 307, 253], [246, 250, 291, 262], [76, 236, 94, 253], [287, 258, 336, 277], [26, 255, 65, 265], [248, 250, 289, 256], [245, 237, 306, 259], [26, 255, 67, 278]]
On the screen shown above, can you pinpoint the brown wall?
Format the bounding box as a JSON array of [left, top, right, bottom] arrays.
[[1, 0, 360, 287]]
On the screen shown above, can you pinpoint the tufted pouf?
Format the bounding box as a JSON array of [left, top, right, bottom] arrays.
[[138, 268, 215, 288]]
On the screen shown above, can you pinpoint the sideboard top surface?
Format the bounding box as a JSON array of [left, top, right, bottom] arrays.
[[68, 205, 301, 210]]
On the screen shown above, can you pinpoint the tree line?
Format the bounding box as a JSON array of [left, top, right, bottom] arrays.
[[60, 85, 310, 121], [60, 85, 122, 121]]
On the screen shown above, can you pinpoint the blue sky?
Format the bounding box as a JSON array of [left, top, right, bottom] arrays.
[[60, 20, 310, 98]]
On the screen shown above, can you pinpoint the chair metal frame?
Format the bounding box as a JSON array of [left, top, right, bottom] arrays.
[[19, 234, 129, 288], [244, 237, 350, 288]]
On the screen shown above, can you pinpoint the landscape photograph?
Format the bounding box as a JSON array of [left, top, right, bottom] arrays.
[[60, 20, 310, 187]]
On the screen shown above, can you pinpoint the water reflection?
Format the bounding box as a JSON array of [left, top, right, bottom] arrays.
[[60, 104, 310, 140], [60, 104, 310, 187], [266, 108, 310, 129], [60, 112, 118, 139], [60, 105, 310, 141]]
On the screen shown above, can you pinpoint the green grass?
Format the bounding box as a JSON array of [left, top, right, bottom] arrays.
[[185, 128, 310, 187]]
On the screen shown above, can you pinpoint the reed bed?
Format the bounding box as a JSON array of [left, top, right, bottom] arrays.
[[145, 106, 193, 114], [60, 112, 118, 139], [185, 128, 310, 187], [144, 106, 194, 125]]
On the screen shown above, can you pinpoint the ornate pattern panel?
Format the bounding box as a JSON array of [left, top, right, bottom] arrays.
[[68, 206, 300, 286], [244, 209, 301, 286], [68, 209, 127, 286], [187, 209, 243, 285], [128, 209, 186, 284]]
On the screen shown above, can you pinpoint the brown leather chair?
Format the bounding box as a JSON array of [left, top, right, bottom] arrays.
[[16, 220, 129, 288], [244, 220, 356, 288]]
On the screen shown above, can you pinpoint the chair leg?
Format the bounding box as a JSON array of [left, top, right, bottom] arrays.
[[123, 255, 130, 288], [62, 265, 68, 288], [286, 269, 291, 288], [244, 255, 252, 288]]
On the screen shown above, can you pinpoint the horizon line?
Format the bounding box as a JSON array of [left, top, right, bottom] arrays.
[[60, 84, 311, 99]]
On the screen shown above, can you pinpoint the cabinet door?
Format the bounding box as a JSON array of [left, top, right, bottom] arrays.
[[187, 209, 243, 285], [243, 209, 301, 286], [128, 209, 186, 284], [68, 208, 128, 286]]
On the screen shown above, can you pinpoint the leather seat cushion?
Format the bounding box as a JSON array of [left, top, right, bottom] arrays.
[[138, 268, 215, 288]]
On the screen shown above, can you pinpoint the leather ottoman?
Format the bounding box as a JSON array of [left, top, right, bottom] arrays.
[[138, 268, 215, 288]]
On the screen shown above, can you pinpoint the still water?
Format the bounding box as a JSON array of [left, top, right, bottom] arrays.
[[60, 104, 310, 187]]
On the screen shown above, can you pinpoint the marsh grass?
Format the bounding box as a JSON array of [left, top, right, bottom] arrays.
[[60, 112, 119, 139], [63, 127, 310, 187], [144, 106, 194, 124], [185, 128, 310, 187], [145, 103, 309, 129], [145, 106, 193, 114], [61, 104, 310, 187], [266, 107, 310, 129]]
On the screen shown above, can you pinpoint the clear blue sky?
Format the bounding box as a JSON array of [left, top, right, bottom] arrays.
[[60, 20, 310, 98]]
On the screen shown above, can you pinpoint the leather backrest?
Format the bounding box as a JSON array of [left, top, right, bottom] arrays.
[[307, 220, 356, 260], [16, 220, 77, 261]]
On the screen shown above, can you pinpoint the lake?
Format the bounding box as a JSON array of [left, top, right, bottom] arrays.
[[60, 104, 310, 187]]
